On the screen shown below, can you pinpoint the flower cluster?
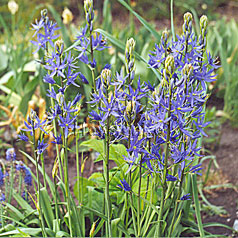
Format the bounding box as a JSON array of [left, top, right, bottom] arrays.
[[88, 13, 217, 192], [16, 162, 32, 187]]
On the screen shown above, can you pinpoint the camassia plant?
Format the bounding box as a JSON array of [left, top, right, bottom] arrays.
[[0, 1, 218, 237]]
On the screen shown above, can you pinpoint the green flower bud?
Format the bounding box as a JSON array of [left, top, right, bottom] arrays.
[[165, 55, 175, 75], [126, 101, 135, 114], [184, 12, 192, 23], [183, 12, 193, 38], [30, 109, 37, 121], [125, 38, 136, 77], [55, 39, 64, 56], [125, 38, 136, 61], [41, 9, 48, 19], [182, 63, 193, 77], [84, 0, 93, 12], [56, 92, 64, 106], [162, 30, 169, 43], [200, 15, 208, 31], [101, 68, 112, 86]]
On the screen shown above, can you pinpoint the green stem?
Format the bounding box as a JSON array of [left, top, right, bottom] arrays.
[[49, 84, 63, 180], [18, 173, 22, 195], [40, 153, 47, 188], [33, 128, 46, 237], [170, 0, 175, 40], [156, 83, 172, 237], [7, 164, 14, 203], [104, 116, 112, 238], [129, 191, 137, 236], [168, 172, 184, 237], [64, 136, 73, 237], [90, 28, 96, 92], [54, 177, 60, 229], [0, 203, 5, 227], [77, 123, 85, 237], [137, 158, 143, 236]]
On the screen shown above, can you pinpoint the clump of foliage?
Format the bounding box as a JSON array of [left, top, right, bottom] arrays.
[[0, 1, 221, 237]]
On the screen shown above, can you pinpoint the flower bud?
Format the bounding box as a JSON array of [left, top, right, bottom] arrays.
[[126, 38, 136, 61], [165, 55, 175, 75], [84, 0, 93, 12], [41, 9, 48, 19], [200, 15, 208, 32], [56, 92, 64, 106], [30, 109, 37, 121], [84, 0, 94, 29], [125, 38, 136, 77], [55, 39, 64, 56], [182, 63, 193, 77], [126, 101, 135, 114], [62, 8, 73, 25], [8, 0, 18, 15], [89, 221, 96, 237], [199, 15, 208, 50], [183, 12, 193, 38], [52, 159, 59, 179], [162, 30, 169, 45], [184, 12, 192, 24], [101, 68, 111, 87]]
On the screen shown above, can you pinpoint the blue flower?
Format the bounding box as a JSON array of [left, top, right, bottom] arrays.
[[65, 67, 80, 87], [37, 139, 48, 154], [166, 174, 177, 182], [58, 113, 76, 138], [79, 72, 89, 84], [18, 132, 29, 142], [16, 163, 32, 187], [43, 74, 56, 84], [45, 55, 67, 78], [24, 167, 32, 186], [181, 193, 191, 200], [51, 134, 63, 144], [6, 148, 16, 161], [0, 193, 5, 203], [0, 168, 4, 187], [118, 179, 131, 192]]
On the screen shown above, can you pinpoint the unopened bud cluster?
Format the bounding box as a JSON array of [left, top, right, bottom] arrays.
[[199, 15, 208, 50], [183, 12, 193, 41], [84, 0, 94, 32], [164, 55, 175, 79], [161, 30, 169, 49], [101, 68, 112, 88], [125, 38, 136, 83]]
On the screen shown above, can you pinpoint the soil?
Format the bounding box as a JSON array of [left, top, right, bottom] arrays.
[[201, 97, 238, 236]]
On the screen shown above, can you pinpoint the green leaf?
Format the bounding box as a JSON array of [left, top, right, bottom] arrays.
[[0, 71, 14, 85], [0, 228, 42, 237], [80, 138, 104, 154], [0, 47, 8, 72], [94, 28, 161, 80], [47, 4, 71, 47], [40, 187, 55, 230], [20, 150, 55, 194], [0, 85, 22, 106], [192, 174, 205, 237], [5, 203, 24, 221], [73, 176, 96, 201], [112, 218, 120, 237], [117, 0, 161, 41], [55, 231, 70, 237], [13, 193, 34, 214], [23, 76, 39, 95]]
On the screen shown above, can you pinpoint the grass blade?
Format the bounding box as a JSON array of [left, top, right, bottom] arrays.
[[117, 0, 161, 41]]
